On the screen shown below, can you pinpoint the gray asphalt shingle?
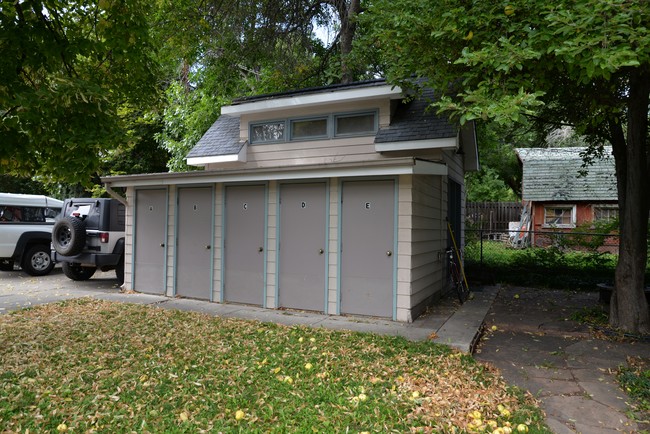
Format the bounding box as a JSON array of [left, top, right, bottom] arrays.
[[517, 147, 617, 201], [186, 115, 243, 159]]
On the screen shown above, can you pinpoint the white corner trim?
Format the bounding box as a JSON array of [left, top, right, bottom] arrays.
[[375, 136, 458, 153], [222, 85, 403, 115], [186, 143, 248, 167]]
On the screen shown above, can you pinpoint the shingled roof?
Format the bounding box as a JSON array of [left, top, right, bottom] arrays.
[[516, 147, 617, 201], [185, 115, 243, 160], [374, 88, 457, 143], [187, 81, 459, 160]]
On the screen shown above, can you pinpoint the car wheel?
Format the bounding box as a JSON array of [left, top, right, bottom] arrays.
[[52, 217, 86, 256], [62, 262, 96, 281], [22, 245, 55, 276], [115, 256, 125, 285]]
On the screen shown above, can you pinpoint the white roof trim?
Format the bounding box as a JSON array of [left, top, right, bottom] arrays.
[[186, 143, 248, 167], [375, 137, 458, 153], [222, 85, 403, 116], [104, 159, 447, 188]]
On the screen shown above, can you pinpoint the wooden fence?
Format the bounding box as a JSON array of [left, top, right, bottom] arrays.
[[466, 201, 522, 232]]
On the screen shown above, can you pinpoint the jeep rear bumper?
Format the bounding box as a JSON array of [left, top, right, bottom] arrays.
[[52, 251, 122, 268]]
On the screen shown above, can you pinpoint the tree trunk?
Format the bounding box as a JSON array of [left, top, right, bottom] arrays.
[[611, 67, 650, 334], [337, 0, 361, 84]]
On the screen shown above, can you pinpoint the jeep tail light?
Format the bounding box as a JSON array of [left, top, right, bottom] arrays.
[[99, 232, 109, 243]]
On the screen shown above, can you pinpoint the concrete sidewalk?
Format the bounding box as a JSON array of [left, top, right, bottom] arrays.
[[97, 284, 498, 353], [0, 270, 496, 353]]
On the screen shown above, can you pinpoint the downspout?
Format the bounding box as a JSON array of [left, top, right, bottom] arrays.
[[104, 182, 128, 207]]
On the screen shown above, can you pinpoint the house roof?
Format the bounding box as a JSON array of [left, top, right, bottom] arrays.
[[185, 115, 243, 160], [188, 82, 464, 162], [516, 147, 617, 202], [374, 88, 457, 143]]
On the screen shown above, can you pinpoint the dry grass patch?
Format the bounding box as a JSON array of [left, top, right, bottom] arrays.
[[0, 299, 550, 433]]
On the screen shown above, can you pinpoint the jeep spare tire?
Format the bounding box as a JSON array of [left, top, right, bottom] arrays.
[[52, 216, 86, 256]]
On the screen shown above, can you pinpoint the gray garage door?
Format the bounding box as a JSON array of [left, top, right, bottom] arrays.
[[134, 188, 167, 294], [176, 187, 213, 299], [279, 183, 327, 312], [224, 185, 265, 305], [340, 180, 395, 318]]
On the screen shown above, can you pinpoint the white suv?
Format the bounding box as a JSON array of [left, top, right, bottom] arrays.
[[0, 193, 63, 276], [52, 198, 126, 284]]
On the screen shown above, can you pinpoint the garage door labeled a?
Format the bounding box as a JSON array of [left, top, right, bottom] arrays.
[[340, 180, 395, 318], [134, 188, 167, 294], [176, 187, 213, 299], [279, 183, 327, 312], [224, 185, 265, 305]]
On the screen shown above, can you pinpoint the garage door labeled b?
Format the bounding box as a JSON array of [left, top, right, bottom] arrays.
[[279, 183, 327, 312], [340, 180, 395, 318], [176, 187, 213, 299]]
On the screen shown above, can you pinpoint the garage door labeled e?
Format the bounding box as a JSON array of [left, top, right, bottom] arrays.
[[176, 187, 213, 299], [134, 188, 167, 294], [340, 180, 395, 318], [224, 185, 265, 306], [279, 183, 327, 312]]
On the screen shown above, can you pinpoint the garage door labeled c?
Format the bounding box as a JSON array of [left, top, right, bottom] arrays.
[[340, 180, 395, 318], [224, 185, 265, 305]]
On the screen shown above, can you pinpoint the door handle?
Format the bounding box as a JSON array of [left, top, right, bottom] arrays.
[[258, 247, 264, 253], [205, 245, 211, 250], [160, 243, 165, 247], [318, 248, 324, 254], [386, 251, 392, 256]]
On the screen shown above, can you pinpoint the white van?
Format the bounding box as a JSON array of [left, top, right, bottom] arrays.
[[0, 193, 63, 276]]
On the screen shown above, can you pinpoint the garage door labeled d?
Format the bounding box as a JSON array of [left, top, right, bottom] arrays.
[[176, 187, 213, 299], [224, 185, 265, 306], [279, 183, 326, 312], [340, 180, 395, 318], [134, 189, 167, 294]]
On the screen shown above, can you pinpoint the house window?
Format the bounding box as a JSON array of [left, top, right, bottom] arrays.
[[335, 112, 376, 136], [594, 206, 618, 222], [250, 111, 377, 144], [290, 117, 328, 140], [543, 205, 576, 227], [251, 121, 285, 143]]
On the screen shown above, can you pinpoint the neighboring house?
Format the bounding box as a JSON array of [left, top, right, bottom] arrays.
[[102, 79, 478, 322], [516, 147, 618, 242]]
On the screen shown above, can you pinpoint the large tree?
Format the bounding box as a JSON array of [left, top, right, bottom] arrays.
[[364, 0, 649, 333], [154, 0, 374, 170], [0, 0, 160, 186]]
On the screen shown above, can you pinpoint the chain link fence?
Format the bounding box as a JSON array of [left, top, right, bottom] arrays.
[[464, 228, 650, 289]]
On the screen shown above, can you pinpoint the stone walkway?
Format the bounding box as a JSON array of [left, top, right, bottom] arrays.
[[476, 286, 649, 434]]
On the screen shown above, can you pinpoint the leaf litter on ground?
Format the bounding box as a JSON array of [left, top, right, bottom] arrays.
[[0, 298, 550, 433]]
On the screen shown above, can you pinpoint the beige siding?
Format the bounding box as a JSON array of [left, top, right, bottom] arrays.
[[396, 175, 412, 321], [123, 187, 135, 290], [396, 175, 446, 322], [266, 181, 277, 308], [327, 179, 339, 315], [212, 184, 223, 302], [166, 185, 176, 296]]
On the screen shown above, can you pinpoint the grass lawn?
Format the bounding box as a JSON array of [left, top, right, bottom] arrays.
[[0, 299, 549, 433]]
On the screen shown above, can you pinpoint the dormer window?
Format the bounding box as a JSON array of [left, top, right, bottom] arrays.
[[250, 110, 377, 144], [291, 117, 328, 140], [251, 121, 285, 143], [335, 112, 376, 136]]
